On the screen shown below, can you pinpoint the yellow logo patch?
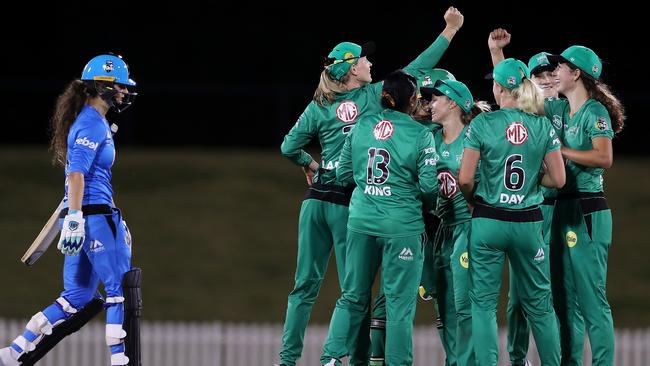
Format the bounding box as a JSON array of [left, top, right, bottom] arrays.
[[344, 52, 356, 63], [566, 231, 578, 248], [460, 252, 469, 269]]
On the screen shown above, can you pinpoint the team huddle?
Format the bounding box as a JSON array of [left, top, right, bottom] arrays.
[[277, 6, 624, 366]]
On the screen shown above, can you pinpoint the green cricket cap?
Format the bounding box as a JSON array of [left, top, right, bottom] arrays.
[[421, 79, 474, 113], [528, 51, 554, 76], [325, 41, 375, 81], [548, 45, 601, 79], [492, 58, 530, 90], [417, 68, 455, 98]]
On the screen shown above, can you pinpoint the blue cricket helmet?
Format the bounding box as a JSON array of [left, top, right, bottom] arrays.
[[81, 54, 136, 86]]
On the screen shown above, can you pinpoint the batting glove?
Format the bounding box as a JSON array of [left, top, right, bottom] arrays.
[[57, 210, 85, 255]]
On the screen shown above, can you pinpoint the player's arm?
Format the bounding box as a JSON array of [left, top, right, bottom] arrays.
[[562, 111, 614, 168], [416, 130, 438, 207], [459, 147, 479, 206], [541, 150, 566, 188], [402, 7, 463, 77], [280, 104, 318, 169], [488, 28, 510, 67], [67, 173, 84, 211], [561, 137, 613, 169], [335, 131, 354, 185], [459, 116, 483, 206], [59, 122, 104, 255]]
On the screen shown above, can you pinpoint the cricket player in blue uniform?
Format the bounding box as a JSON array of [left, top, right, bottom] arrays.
[[1, 54, 140, 366]]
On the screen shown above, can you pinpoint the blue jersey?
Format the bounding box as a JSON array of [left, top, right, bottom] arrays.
[[64, 105, 115, 206]]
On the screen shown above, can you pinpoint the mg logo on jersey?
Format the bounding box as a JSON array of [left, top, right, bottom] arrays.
[[506, 122, 528, 145], [336, 101, 359, 123], [373, 120, 394, 141], [437, 170, 458, 198]]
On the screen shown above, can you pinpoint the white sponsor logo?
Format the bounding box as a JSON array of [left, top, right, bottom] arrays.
[[75, 137, 99, 150], [424, 147, 436, 154], [363, 185, 392, 196], [424, 158, 437, 166], [321, 160, 339, 170], [90, 240, 105, 253], [534, 248, 545, 261], [442, 150, 450, 158], [336, 101, 359, 123], [399, 247, 414, 261], [506, 122, 528, 145], [552, 115, 563, 130], [500, 193, 525, 204], [373, 120, 394, 141]]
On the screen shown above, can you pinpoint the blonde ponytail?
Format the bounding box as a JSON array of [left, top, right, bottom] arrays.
[[512, 78, 544, 114], [313, 69, 350, 107]]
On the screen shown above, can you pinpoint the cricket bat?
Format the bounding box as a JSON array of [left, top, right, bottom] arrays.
[[21, 200, 64, 266]]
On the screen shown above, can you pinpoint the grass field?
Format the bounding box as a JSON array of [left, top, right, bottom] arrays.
[[0, 148, 648, 327]]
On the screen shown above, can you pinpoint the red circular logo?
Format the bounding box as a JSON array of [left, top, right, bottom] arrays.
[[506, 122, 528, 145], [373, 120, 394, 141], [336, 101, 359, 123], [437, 170, 458, 198]]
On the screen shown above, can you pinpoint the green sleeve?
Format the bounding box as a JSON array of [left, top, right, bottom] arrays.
[[336, 130, 354, 185], [368, 81, 384, 102], [464, 114, 484, 151], [280, 103, 317, 167], [544, 118, 562, 154], [417, 130, 438, 207], [543, 98, 566, 119], [585, 107, 614, 140], [403, 35, 450, 77]]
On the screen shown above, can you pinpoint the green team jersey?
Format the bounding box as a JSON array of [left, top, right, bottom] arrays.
[[464, 108, 560, 209], [280, 35, 451, 185], [544, 98, 614, 193], [540, 97, 567, 199], [337, 109, 438, 237], [433, 125, 472, 225]]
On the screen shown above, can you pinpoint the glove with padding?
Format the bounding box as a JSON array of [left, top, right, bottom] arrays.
[[57, 210, 85, 255]]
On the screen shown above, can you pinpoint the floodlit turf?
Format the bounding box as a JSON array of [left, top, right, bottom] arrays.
[[0, 148, 648, 326]]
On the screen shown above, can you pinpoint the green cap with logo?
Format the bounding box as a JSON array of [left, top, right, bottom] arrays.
[[528, 51, 554, 76], [548, 45, 601, 79], [417, 68, 455, 98], [420, 79, 474, 113], [325, 41, 375, 81], [493, 58, 530, 90]]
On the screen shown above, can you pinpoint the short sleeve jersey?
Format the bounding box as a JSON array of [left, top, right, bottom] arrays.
[[280, 84, 383, 185], [433, 125, 472, 225], [464, 108, 560, 209], [338, 109, 438, 237], [545, 98, 614, 193], [65, 105, 115, 206]]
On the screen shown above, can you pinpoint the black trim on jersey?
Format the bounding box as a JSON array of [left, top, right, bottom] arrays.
[[542, 197, 556, 206], [472, 202, 542, 222], [557, 191, 609, 214], [59, 204, 113, 218], [304, 182, 354, 206], [370, 318, 386, 330]]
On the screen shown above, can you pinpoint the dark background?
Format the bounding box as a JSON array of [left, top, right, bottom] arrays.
[[1, 1, 646, 153]]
